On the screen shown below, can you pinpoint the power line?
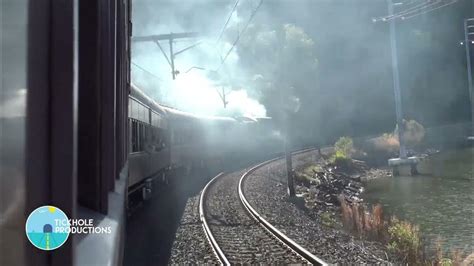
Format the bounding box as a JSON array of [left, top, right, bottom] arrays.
[[383, 0, 442, 21], [383, 0, 435, 20], [216, 0, 240, 46], [375, 0, 458, 22], [131, 61, 163, 81], [388, 0, 442, 20], [216, 0, 263, 71], [400, 0, 458, 20]]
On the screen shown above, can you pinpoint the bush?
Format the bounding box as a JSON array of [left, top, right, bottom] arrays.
[[321, 212, 336, 227], [295, 165, 321, 185], [367, 119, 425, 156], [433, 240, 465, 266], [334, 136, 353, 158], [330, 137, 354, 165], [387, 217, 421, 263], [394, 119, 425, 147], [339, 200, 470, 265]]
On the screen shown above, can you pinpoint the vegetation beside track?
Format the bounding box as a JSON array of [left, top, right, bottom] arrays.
[[294, 137, 472, 265]]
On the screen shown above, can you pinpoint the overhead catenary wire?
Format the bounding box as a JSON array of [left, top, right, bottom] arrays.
[[215, 0, 263, 72], [376, 0, 459, 22], [400, 0, 458, 20], [382, 0, 437, 20], [388, 0, 444, 20], [131, 61, 163, 81], [215, 0, 240, 46], [131, 61, 173, 99], [383, 0, 442, 21]]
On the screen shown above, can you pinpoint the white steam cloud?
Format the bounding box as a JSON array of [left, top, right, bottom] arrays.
[[131, 2, 266, 118]]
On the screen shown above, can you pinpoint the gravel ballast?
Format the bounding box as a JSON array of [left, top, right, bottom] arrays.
[[169, 194, 219, 264], [204, 170, 308, 264], [243, 149, 390, 264]]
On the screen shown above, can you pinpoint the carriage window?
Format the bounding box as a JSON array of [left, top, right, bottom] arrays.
[[141, 124, 147, 151], [131, 120, 138, 152], [133, 100, 139, 120], [143, 105, 149, 123], [138, 104, 143, 122], [137, 123, 142, 151], [131, 119, 153, 152]]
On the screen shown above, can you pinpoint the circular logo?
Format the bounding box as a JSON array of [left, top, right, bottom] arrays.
[[25, 206, 70, 250]]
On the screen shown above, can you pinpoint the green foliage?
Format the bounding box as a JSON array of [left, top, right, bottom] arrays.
[[439, 258, 453, 266], [321, 212, 335, 227], [302, 165, 322, 175], [330, 137, 353, 165], [330, 152, 352, 167], [238, 23, 318, 88], [334, 136, 353, 157], [382, 132, 393, 139], [387, 217, 421, 263], [295, 165, 321, 185], [237, 23, 320, 126]]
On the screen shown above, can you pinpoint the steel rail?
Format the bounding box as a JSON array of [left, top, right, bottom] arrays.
[[199, 147, 328, 265], [199, 172, 230, 266], [238, 148, 328, 266]]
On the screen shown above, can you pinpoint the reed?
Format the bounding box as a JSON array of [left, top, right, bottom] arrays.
[[338, 195, 469, 265], [338, 195, 385, 239]]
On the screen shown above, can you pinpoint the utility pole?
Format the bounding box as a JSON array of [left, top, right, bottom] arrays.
[[276, 27, 296, 197], [285, 111, 296, 197], [217, 86, 228, 108], [169, 38, 176, 79], [388, 0, 407, 159], [221, 86, 228, 108], [382, 0, 422, 176], [132, 32, 200, 79], [464, 18, 474, 137]]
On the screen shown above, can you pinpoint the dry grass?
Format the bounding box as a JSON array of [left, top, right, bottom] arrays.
[[339, 195, 384, 239], [338, 195, 470, 265], [431, 239, 468, 266], [373, 133, 400, 153]]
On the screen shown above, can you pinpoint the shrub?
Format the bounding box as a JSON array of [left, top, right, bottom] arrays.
[[394, 119, 425, 147], [331, 137, 354, 166], [367, 119, 425, 162], [339, 199, 469, 264], [321, 212, 335, 227], [433, 239, 465, 266], [334, 136, 353, 158], [295, 165, 321, 185], [387, 217, 421, 263]]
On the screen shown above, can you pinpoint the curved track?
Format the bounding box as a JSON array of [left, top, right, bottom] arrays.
[[199, 149, 327, 265]]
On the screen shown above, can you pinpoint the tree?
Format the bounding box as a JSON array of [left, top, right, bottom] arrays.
[[232, 23, 321, 143]]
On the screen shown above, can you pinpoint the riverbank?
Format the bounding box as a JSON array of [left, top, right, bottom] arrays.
[[294, 147, 474, 265], [290, 150, 397, 262], [363, 147, 474, 257]]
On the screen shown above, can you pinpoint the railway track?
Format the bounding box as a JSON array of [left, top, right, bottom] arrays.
[[199, 149, 327, 265]]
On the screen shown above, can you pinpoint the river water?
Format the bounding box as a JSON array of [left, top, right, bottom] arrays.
[[363, 148, 474, 252]]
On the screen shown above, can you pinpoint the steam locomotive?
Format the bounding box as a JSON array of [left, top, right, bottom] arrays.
[[128, 84, 278, 201]]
